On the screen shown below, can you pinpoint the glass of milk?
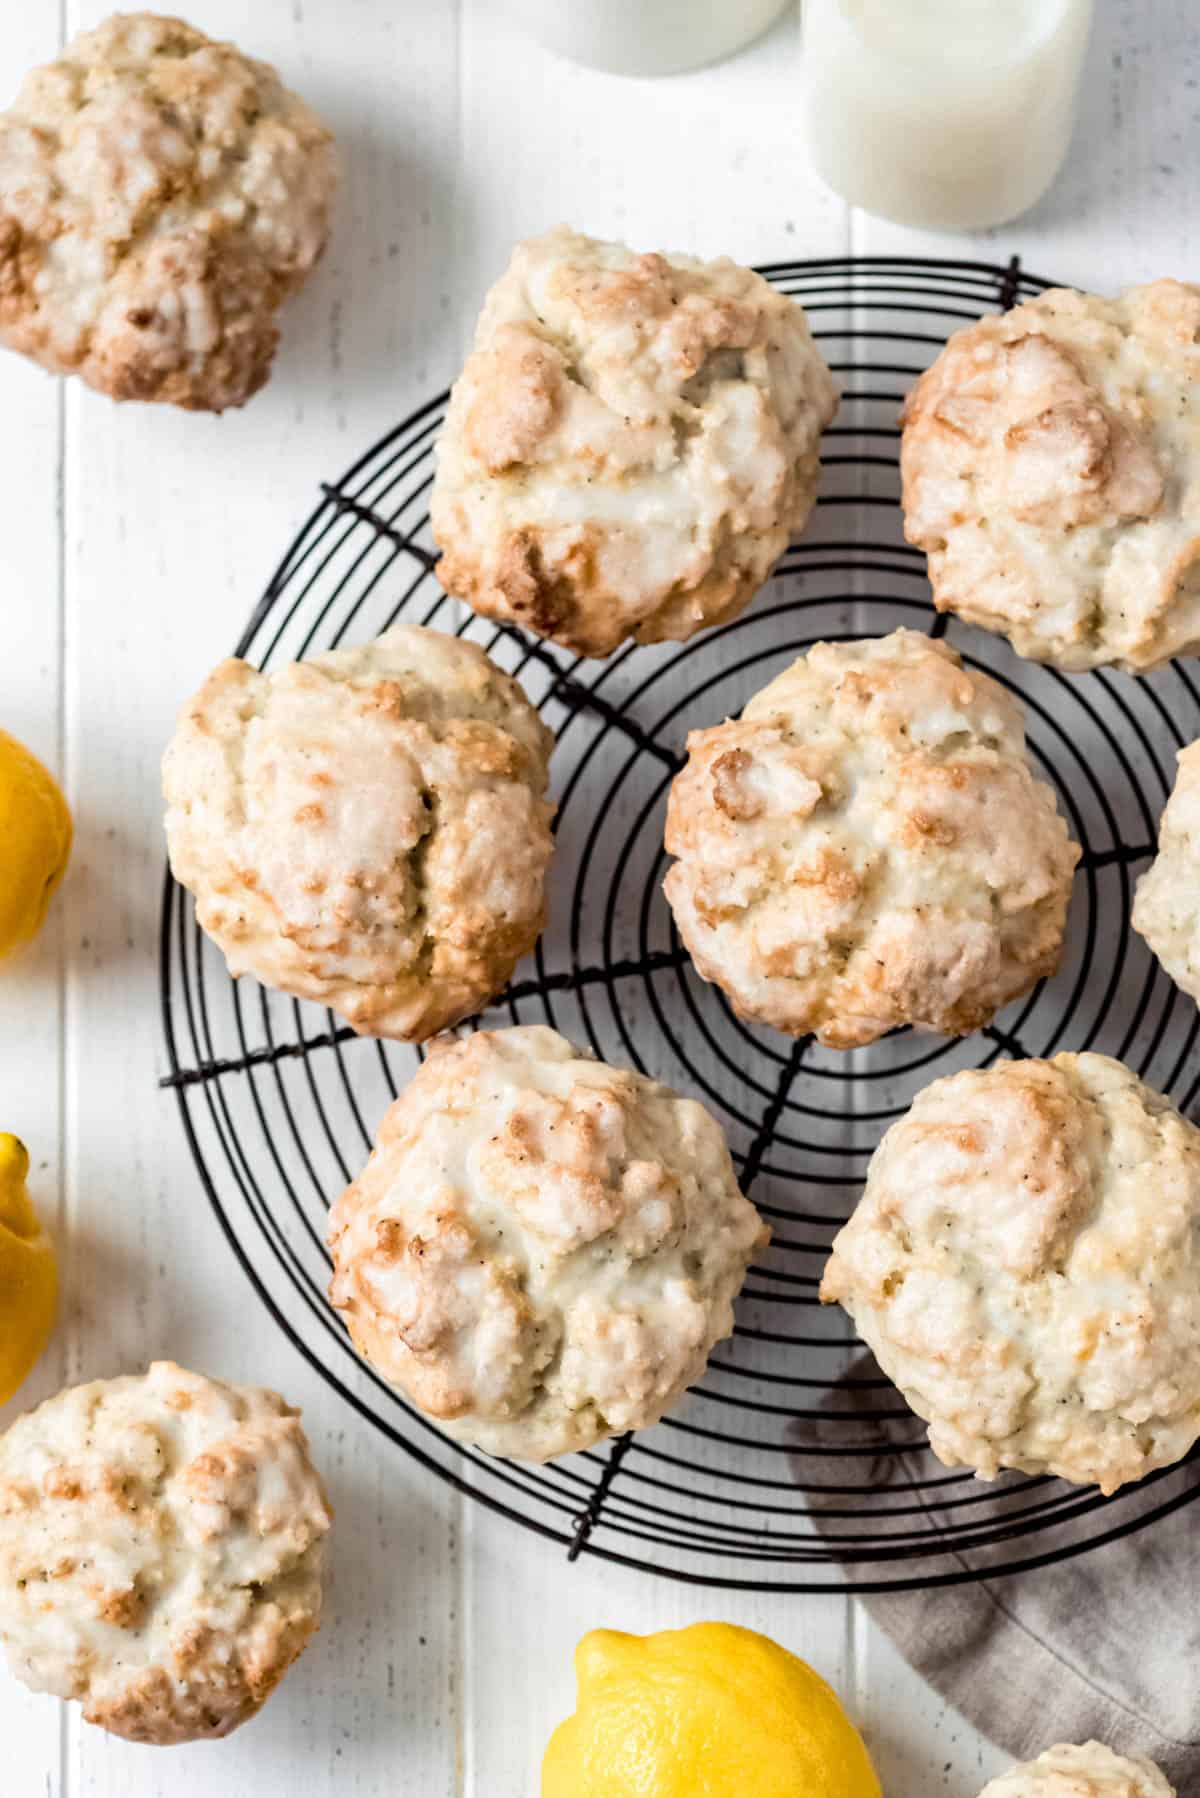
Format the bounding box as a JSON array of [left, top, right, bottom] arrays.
[[502, 0, 792, 77], [801, 0, 1095, 231]]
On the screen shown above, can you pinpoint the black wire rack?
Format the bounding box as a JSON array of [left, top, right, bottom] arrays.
[[159, 255, 1200, 1592]]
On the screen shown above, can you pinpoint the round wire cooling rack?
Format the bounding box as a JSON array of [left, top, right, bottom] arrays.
[[160, 255, 1200, 1593]]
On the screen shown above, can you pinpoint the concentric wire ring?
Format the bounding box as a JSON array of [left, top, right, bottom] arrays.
[[159, 257, 1200, 1591]]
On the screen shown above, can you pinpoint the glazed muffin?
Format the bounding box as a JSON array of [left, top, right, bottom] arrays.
[[821, 1053, 1200, 1493], [163, 625, 555, 1041], [901, 280, 1200, 673], [327, 1027, 767, 1461], [663, 630, 1078, 1048], [431, 226, 839, 657], [0, 13, 337, 410], [1132, 740, 1200, 1000], [977, 1742, 1174, 1798], [0, 1362, 332, 1744]]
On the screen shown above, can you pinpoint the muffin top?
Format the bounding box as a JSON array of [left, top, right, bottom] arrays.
[[432, 226, 838, 656], [163, 625, 555, 1041], [901, 281, 1200, 672], [977, 1741, 1174, 1798], [664, 629, 1078, 1047], [822, 1052, 1200, 1492], [0, 1362, 332, 1744], [0, 12, 337, 409], [328, 1026, 767, 1461], [1132, 738, 1200, 1000]]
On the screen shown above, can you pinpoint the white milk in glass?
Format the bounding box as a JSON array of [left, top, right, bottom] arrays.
[[502, 0, 791, 77], [801, 0, 1094, 230]]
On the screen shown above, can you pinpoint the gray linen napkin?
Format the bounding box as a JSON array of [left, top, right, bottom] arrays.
[[791, 1360, 1200, 1789]]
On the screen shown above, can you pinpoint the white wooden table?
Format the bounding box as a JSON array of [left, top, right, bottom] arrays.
[[2, 4, 1195, 1793]]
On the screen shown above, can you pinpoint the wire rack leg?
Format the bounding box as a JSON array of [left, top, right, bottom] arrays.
[[569, 1433, 635, 1561]]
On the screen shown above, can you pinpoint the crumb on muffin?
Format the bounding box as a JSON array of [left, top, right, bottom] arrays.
[[664, 629, 1078, 1046], [0, 1362, 332, 1743], [822, 1053, 1200, 1493], [901, 280, 1200, 673], [0, 12, 338, 409], [328, 1026, 767, 1461], [163, 625, 556, 1041], [431, 225, 839, 656]]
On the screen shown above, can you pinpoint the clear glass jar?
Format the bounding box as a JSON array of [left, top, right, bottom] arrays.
[[503, 0, 792, 78], [801, 0, 1095, 231]]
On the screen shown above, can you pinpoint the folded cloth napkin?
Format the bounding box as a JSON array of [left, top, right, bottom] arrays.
[[791, 1359, 1200, 1789]]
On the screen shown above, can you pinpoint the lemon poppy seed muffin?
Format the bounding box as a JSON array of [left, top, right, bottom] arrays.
[[1132, 739, 1200, 1000], [0, 13, 338, 410], [977, 1742, 1174, 1798], [163, 625, 556, 1041], [663, 630, 1079, 1047], [431, 226, 839, 657], [901, 280, 1200, 673], [0, 1362, 332, 1744], [327, 1026, 768, 1461], [822, 1053, 1200, 1493]]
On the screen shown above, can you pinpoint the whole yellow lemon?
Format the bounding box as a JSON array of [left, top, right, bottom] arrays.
[[542, 1623, 881, 1798], [0, 727, 72, 960], [0, 1136, 58, 1406]]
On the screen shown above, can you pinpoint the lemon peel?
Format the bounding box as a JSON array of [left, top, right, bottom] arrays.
[[0, 1135, 57, 1405], [543, 1622, 882, 1798], [0, 729, 71, 960]]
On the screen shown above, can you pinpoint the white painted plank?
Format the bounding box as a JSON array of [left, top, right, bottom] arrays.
[[855, 1612, 1009, 1798], [847, 4, 1193, 1791], [0, 14, 68, 1798], [456, 0, 846, 294], [49, 3, 467, 1794], [454, 10, 863, 1797]]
